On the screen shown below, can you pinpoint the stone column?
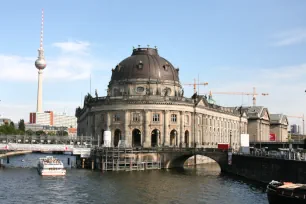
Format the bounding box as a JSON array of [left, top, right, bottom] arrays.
[[124, 111, 129, 147], [106, 112, 111, 131], [143, 110, 150, 147], [180, 111, 184, 147], [164, 110, 169, 146], [202, 115, 205, 146]]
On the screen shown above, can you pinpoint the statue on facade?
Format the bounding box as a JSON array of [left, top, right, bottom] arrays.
[[107, 88, 110, 96], [164, 88, 169, 96], [95, 89, 98, 98], [181, 88, 184, 97], [146, 88, 150, 95]]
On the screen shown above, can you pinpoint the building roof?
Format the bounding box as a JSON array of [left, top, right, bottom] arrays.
[[110, 47, 179, 82], [270, 114, 288, 125], [228, 106, 270, 121]]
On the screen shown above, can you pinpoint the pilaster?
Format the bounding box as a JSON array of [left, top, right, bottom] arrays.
[[180, 111, 184, 147], [143, 110, 150, 147], [164, 110, 169, 146], [124, 110, 130, 146], [106, 112, 110, 131]]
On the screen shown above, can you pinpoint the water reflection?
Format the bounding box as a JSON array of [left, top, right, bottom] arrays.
[[0, 155, 268, 204]]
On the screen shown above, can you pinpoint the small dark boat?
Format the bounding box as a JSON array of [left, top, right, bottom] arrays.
[[267, 180, 306, 204]]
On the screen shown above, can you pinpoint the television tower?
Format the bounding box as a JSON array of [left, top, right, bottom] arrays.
[[35, 9, 47, 112]]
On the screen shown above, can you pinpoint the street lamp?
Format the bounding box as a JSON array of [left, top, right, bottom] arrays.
[[192, 92, 197, 166], [229, 130, 232, 150]]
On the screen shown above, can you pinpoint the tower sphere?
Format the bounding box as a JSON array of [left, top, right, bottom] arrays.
[[35, 58, 47, 70]]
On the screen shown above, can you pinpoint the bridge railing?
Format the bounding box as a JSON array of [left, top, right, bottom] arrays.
[[235, 148, 306, 162], [92, 146, 227, 154], [0, 135, 94, 146]]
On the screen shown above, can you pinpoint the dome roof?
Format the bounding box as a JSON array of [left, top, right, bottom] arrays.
[[110, 47, 179, 82]]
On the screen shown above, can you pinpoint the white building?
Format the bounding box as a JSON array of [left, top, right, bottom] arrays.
[[30, 111, 77, 128]]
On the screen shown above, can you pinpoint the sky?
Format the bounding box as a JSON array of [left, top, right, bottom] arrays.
[[0, 0, 306, 128]]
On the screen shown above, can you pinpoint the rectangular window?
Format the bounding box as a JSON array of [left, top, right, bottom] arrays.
[[114, 113, 120, 122], [132, 113, 140, 122], [171, 114, 177, 123], [152, 113, 160, 122]]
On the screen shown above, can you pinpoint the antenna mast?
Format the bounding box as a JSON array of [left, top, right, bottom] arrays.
[[40, 9, 44, 50]]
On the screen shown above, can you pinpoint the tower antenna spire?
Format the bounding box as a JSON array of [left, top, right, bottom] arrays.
[[35, 9, 47, 112], [40, 8, 44, 50]]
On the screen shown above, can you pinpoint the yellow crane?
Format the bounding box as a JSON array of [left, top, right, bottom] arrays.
[[205, 87, 268, 106], [183, 78, 208, 94]]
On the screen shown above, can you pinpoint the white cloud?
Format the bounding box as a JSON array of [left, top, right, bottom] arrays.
[[0, 41, 113, 82], [52, 41, 90, 54], [272, 28, 306, 46]]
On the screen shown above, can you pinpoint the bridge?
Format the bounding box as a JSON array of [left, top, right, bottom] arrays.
[[0, 143, 91, 159], [91, 147, 229, 171]]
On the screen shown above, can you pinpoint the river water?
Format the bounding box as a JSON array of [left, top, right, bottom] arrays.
[[0, 153, 268, 204]]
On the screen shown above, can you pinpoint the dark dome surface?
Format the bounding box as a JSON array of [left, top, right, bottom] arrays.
[[111, 48, 179, 82]]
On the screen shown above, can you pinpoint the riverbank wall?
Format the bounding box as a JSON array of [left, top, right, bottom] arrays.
[[223, 154, 306, 184]]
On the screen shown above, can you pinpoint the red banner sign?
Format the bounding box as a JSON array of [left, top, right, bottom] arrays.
[[269, 133, 276, 141]]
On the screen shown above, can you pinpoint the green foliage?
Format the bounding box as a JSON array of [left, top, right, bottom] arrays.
[[25, 129, 34, 136], [0, 124, 23, 135], [10, 122, 15, 128], [18, 119, 25, 132], [35, 130, 46, 136], [57, 130, 68, 136], [47, 131, 56, 136]]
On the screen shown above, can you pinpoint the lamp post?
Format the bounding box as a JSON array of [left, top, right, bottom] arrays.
[[192, 93, 197, 166], [260, 120, 262, 149], [229, 130, 232, 150]]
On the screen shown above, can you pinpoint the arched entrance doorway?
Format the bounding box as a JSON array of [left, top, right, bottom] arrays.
[[185, 130, 189, 147], [170, 129, 178, 146], [132, 129, 141, 147], [114, 129, 121, 147], [151, 129, 160, 147], [101, 129, 105, 145]]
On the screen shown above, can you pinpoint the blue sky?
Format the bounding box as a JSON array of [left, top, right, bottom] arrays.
[[1, 0, 306, 127]]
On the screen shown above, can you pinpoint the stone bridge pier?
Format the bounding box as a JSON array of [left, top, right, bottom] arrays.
[[160, 149, 228, 171]]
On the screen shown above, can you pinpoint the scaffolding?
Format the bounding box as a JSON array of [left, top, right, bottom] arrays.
[[94, 148, 161, 171]]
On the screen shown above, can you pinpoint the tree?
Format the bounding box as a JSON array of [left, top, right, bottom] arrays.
[[36, 130, 46, 136], [18, 119, 25, 132], [57, 130, 68, 136], [10, 122, 15, 129], [26, 129, 34, 136], [0, 123, 17, 135]]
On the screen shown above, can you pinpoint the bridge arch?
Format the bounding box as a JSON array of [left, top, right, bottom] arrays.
[[163, 150, 228, 171]]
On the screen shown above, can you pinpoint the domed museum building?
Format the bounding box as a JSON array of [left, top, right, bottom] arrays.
[[75, 47, 248, 149]]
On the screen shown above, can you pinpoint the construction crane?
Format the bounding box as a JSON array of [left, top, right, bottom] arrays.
[[204, 87, 268, 106], [183, 78, 208, 94], [287, 114, 304, 135]]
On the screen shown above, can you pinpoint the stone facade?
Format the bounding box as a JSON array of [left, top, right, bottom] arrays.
[[76, 96, 248, 150], [270, 114, 289, 142], [76, 47, 247, 150]]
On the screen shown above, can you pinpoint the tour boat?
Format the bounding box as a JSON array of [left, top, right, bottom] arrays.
[[37, 156, 66, 176], [267, 180, 306, 204]]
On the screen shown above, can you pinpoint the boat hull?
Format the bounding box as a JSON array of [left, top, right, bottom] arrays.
[[267, 184, 306, 204], [37, 167, 66, 176], [267, 192, 305, 204]]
